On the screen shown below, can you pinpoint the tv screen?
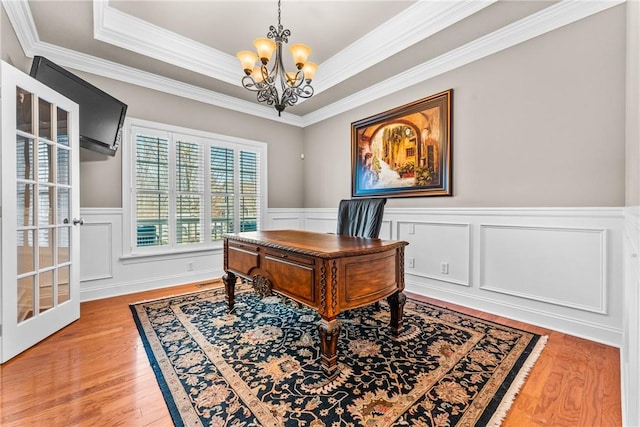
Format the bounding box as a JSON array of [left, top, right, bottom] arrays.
[[29, 56, 127, 156]]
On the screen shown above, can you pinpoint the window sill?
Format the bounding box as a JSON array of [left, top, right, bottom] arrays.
[[120, 243, 223, 264]]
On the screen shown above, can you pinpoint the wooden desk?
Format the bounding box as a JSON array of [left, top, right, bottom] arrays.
[[222, 229, 408, 376]]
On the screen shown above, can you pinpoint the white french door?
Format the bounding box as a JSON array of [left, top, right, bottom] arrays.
[[1, 61, 81, 363]]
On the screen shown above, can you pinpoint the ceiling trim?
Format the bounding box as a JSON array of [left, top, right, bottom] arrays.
[[315, 0, 496, 93], [93, 1, 240, 86], [2, 0, 624, 128], [302, 0, 625, 126], [1, 0, 37, 57]]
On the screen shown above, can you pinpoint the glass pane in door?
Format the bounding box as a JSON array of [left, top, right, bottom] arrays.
[[57, 188, 69, 225], [38, 185, 54, 225], [57, 227, 70, 264], [57, 147, 69, 185], [17, 183, 34, 227], [17, 229, 35, 275], [39, 270, 53, 314], [39, 228, 54, 269], [17, 136, 34, 180], [17, 276, 35, 322], [38, 140, 54, 183], [58, 266, 70, 304], [16, 88, 33, 133], [57, 107, 68, 146], [38, 98, 52, 141]]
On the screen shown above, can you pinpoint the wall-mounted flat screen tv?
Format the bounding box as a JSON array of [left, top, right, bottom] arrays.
[[29, 56, 128, 156]]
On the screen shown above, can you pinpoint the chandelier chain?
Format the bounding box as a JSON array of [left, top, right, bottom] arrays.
[[277, 0, 281, 28]]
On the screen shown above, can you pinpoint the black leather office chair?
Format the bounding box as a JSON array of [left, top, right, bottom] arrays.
[[336, 198, 386, 238]]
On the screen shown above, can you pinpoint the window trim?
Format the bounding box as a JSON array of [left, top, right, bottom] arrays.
[[122, 117, 268, 258]]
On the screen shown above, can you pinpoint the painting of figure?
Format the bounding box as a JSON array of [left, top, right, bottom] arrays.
[[351, 90, 452, 198]]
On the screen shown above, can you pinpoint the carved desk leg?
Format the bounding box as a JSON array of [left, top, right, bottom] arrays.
[[222, 272, 236, 311], [387, 291, 406, 336], [318, 318, 340, 377]]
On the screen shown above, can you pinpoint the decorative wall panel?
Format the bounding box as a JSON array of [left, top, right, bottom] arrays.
[[479, 224, 606, 313]]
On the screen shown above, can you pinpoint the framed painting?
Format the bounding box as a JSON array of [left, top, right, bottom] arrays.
[[351, 89, 452, 198]]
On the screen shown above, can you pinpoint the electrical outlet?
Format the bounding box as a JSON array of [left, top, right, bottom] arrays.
[[408, 223, 415, 234], [187, 262, 193, 271], [440, 262, 449, 274], [407, 257, 415, 268]]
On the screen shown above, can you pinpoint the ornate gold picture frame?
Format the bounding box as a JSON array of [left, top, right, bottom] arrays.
[[351, 89, 452, 198]]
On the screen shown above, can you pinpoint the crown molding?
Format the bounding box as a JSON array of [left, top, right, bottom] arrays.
[[302, 0, 625, 126], [92, 1, 240, 86], [1, 0, 38, 56], [315, 0, 496, 93]]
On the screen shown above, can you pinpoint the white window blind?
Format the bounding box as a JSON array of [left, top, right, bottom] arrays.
[[239, 150, 259, 233], [176, 139, 204, 245], [127, 121, 266, 254], [135, 134, 169, 247], [210, 146, 235, 240]]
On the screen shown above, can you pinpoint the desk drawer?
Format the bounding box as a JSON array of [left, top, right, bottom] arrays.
[[264, 254, 316, 306], [265, 249, 315, 266], [227, 242, 259, 276]]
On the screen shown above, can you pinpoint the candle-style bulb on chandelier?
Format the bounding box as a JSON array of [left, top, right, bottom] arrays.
[[236, 0, 317, 116]]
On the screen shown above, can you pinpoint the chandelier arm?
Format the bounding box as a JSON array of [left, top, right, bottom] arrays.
[[297, 83, 314, 99], [241, 75, 263, 92]]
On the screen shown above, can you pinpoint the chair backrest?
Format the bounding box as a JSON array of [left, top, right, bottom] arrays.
[[336, 198, 387, 238]]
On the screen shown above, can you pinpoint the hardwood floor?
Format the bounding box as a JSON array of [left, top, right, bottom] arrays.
[[0, 281, 622, 426]]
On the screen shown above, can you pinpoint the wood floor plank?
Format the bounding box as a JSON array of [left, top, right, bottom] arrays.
[[0, 283, 622, 426]]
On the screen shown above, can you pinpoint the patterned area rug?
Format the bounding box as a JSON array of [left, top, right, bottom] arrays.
[[130, 284, 547, 426]]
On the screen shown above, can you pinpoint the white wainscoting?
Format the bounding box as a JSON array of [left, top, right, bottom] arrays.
[[80, 219, 114, 282], [272, 207, 624, 346], [81, 207, 625, 347], [622, 206, 640, 427], [479, 224, 607, 314], [398, 220, 471, 287], [79, 208, 224, 301]]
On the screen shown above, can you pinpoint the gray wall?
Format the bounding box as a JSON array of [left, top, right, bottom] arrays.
[[627, 1, 640, 207], [71, 72, 305, 209], [303, 5, 626, 208]]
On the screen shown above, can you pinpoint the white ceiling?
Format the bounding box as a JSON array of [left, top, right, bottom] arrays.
[[3, 0, 623, 126]]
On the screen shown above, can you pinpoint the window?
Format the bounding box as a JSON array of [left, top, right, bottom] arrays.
[[125, 119, 267, 255]]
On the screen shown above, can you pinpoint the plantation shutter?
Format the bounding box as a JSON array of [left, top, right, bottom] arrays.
[[129, 122, 265, 252], [239, 150, 260, 232], [176, 139, 204, 244], [135, 133, 169, 247], [210, 146, 234, 240]]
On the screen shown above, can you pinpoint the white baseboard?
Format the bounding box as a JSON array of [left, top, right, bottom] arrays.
[[80, 268, 224, 302]]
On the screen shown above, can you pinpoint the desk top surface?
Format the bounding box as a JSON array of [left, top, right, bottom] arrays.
[[223, 229, 407, 258]]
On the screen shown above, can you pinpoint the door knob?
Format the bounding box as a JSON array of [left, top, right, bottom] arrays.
[[73, 217, 84, 226]]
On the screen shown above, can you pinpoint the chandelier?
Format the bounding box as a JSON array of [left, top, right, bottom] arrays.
[[236, 0, 317, 116]]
